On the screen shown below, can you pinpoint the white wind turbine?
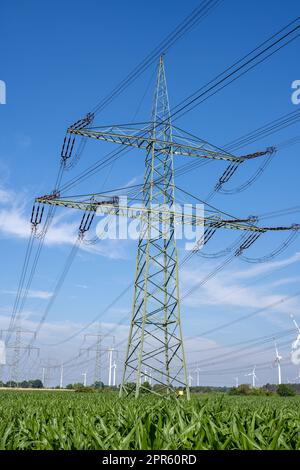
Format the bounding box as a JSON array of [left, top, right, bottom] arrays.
[[245, 366, 258, 388], [108, 348, 118, 386], [273, 340, 282, 385], [235, 377, 239, 388], [290, 314, 300, 351], [194, 368, 201, 387], [82, 372, 87, 387], [188, 373, 193, 387], [112, 361, 117, 387], [108, 348, 113, 386]]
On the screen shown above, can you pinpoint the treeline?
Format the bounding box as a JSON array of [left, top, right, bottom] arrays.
[[189, 386, 230, 393], [1, 380, 299, 395], [0, 379, 43, 388], [228, 383, 300, 397]]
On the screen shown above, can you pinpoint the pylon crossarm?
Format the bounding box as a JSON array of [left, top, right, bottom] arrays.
[[33, 57, 299, 400], [35, 196, 298, 233], [68, 127, 265, 162]]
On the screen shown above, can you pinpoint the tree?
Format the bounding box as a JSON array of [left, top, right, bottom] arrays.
[[30, 379, 43, 389], [5, 381, 17, 388], [277, 384, 296, 397], [73, 382, 84, 389], [229, 384, 251, 395], [141, 381, 152, 393], [93, 381, 104, 389], [152, 384, 168, 394], [74, 386, 95, 393]]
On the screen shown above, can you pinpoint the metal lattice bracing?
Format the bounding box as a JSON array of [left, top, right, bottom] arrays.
[[119, 56, 189, 398], [35, 56, 298, 399], [2, 328, 38, 385]]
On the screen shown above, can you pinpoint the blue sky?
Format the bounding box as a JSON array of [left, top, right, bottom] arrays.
[[0, 0, 300, 387]]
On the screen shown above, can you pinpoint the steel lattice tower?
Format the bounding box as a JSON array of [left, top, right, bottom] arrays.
[[80, 324, 114, 386], [120, 57, 189, 398], [35, 56, 296, 399], [93, 323, 103, 384], [2, 327, 38, 385]]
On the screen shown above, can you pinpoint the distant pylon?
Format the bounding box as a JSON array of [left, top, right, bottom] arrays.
[[120, 56, 189, 399], [80, 325, 115, 385], [3, 327, 38, 385], [94, 323, 102, 384], [12, 328, 21, 385]]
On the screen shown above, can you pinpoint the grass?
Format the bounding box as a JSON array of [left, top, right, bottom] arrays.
[[0, 391, 300, 450]]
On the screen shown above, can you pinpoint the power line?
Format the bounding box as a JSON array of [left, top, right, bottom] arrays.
[[89, 0, 223, 116], [169, 17, 300, 121], [192, 290, 300, 337]]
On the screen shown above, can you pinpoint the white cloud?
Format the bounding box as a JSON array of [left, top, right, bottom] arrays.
[[181, 256, 300, 318], [1, 289, 53, 300], [232, 252, 300, 279], [0, 185, 129, 259], [0, 313, 129, 346], [266, 276, 300, 288], [0, 188, 13, 204], [0, 205, 31, 238], [124, 176, 140, 187]]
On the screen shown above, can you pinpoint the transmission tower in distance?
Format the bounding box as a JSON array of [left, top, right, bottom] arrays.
[[2, 328, 38, 385], [80, 325, 115, 385]]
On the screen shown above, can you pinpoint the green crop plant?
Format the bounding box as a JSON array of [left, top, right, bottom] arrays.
[[0, 391, 299, 450]]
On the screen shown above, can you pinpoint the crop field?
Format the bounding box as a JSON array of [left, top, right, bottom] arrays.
[[0, 391, 300, 450]]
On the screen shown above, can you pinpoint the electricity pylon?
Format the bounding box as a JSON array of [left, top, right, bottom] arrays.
[[41, 358, 58, 388], [120, 57, 189, 398], [1, 328, 38, 385], [35, 56, 298, 399], [80, 325, 115, 385]]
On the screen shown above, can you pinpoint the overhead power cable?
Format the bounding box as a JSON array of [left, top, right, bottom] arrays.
[[192, 290, 300, 338], [169, 17, 300, 121], [20, 18, 300, 353], [89, 0, 223, 116], [6, 1, 223, 346]]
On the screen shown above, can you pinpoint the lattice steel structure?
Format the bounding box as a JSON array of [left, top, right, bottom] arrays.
[[35, 56, 297, 399], [1, 328, 38, 385], [119, 57, 189, 398], [80, 324, 115, 385]]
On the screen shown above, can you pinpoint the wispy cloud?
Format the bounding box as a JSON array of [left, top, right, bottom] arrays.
[[232, 252, 300, 279], [181, 255, 300, 318], [0, 313, 129, 345], [1, 289, 53, 300], [15, 134, 32, 149], [0, 188, 13, 204], [266, 276, 300, 288], [124, 176, 140, 187], [0, 186, 129, 259]]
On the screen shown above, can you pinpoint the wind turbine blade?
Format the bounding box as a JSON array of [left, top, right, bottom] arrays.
[[291, 314, 300, 333]]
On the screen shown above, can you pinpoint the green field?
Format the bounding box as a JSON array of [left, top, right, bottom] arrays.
[[0, 391, 300, 450]]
